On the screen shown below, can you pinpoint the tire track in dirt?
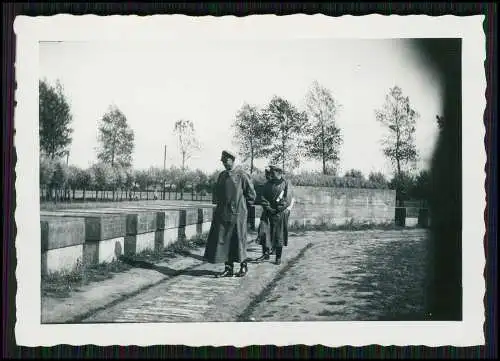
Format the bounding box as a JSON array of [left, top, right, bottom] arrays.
[[237, 242, 314, 322]]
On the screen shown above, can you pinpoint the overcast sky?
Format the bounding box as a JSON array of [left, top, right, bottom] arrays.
[[39, 39, 442, 177]]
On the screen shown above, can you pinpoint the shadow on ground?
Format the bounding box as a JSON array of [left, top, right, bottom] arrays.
[[119, 255, 222, 278], [176, 250, 205, 262]]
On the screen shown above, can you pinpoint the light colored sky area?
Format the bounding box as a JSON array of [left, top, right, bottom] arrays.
[[39, 39, 442, 177]]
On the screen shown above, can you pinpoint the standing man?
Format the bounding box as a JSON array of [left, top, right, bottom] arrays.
[[203, 150, 257, 277], [258, 165, 291, 265], [254, 166, 271, 261]]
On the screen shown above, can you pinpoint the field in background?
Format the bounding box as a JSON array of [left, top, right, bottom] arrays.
[[40, 188, 212, 204], [40, 199, 213, 211]]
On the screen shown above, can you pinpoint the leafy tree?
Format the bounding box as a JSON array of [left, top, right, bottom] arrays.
[[368, 171, 389, 189], [146, 167, 161, 191], [164, 166, 183, 190], [173, 119, 200, 171], [264, 96, 308, 173], [97, 105, 135, 168], [110, 165, 126, 200], [40, 157, 55, 200], [304, 81, 343, 174], [124, 168, 135, 199], [77, 167, 94, 201], [342, 170, 365, 188], [344, 169, 365, 180], [389, 171, 416, 204], [412, 169, 431, 203], [134, 170, 149, 191], [323, 165, 338, 176], [177, 171, 192, 200], [192, 169, 208, 193], [39, 79, 74, 159], [232, 103, 272, 174], [375, 86, 419, 178], [50, 161, 69, 202], [66, 165, 80, 200], [91, 162, 113, 200]]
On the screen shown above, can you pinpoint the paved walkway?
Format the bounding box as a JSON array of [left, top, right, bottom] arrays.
[[43, 229, 430, 324], [81, 234, 312, 323]]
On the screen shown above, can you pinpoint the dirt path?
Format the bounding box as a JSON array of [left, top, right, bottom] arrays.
[[245, 229, 431, 321]]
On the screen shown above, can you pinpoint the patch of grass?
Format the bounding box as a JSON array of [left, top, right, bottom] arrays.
[[41, 233, 209, 299], [41, 258, 133, 299], [288, 219, 403, 233], [128, 233, 209, 263], [168, 233, 208, 252]]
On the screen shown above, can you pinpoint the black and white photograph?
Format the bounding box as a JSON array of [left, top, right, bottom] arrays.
[[14, 14, 486, 347]]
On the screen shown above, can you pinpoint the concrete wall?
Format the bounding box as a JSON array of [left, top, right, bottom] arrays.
[[40, 216, 86, 275], [284, 186, 396, 226], [41, 186, 428, 276], [40, 204, 215, 276]]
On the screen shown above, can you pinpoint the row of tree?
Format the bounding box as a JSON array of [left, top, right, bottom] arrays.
[[40, 155, 432, 203], [232, 83, 422, 198], [39, 77, 429, 202], [40, 79, 136, 167], [39, 79, 200, 197], [39, 159, 213, 201], [233, 81, 342, 175]]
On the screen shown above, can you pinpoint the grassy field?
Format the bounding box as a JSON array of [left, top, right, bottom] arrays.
[[41, 189, 213, 205]]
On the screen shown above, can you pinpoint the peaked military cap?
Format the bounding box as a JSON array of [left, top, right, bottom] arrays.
[[221, 150, 236, 161], [269, 165, 283, 173]]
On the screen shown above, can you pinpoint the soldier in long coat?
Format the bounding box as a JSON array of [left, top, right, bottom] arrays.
[[258, 165, 292, 265], [203, 150, 257, 277], [254, 167, 272, 261]]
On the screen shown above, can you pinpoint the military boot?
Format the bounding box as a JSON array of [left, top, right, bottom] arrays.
[[235, 261, 248, 277], [255, 246, 270, 262], [218, 262, 234, 278], [275, 247, 283, 265]]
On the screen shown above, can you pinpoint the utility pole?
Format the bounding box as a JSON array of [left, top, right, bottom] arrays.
[[163, 145, 167, 200], [163, 145, 167, 172], [65, 151, 69, 201]]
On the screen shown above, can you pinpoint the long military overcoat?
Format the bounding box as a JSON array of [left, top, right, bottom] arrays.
[[203, 167, 256, 264], [259, 178, 291, 248]]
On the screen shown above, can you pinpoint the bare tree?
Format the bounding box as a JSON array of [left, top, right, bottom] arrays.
[[173, 119, 200, 171]]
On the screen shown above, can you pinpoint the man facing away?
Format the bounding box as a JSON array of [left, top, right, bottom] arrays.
[[257, 165, 292, 265], [203, 150, 257, 277], [254, 166, 272, 261]]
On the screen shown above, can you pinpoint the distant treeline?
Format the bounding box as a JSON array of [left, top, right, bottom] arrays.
[[40, 158, 431, 204]]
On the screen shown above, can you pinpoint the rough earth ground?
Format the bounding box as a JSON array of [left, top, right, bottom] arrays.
[[42, 229, 429, 323]]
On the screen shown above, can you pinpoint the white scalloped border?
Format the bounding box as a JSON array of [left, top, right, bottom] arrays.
[[13, 14, 486, 347]]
